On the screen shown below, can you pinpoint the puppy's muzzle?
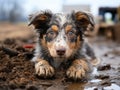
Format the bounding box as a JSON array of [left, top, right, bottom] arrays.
[[56, 48, 66, 56]]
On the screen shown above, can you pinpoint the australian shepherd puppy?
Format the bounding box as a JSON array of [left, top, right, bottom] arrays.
[[28, 10, 100, 80]]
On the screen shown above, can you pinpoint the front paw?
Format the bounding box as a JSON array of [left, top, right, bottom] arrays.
[[66, 60, 89, 80], [66, 65, 86, 80], [35, 60, 55, 78]]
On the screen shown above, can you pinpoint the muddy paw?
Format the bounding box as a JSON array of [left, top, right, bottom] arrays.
[[35, 60, 55, 78], [66, 60, 89, 80], [66, 65, 86, 80]]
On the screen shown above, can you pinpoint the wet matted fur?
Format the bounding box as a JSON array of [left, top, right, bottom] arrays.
[[29, 10, 100, 80]]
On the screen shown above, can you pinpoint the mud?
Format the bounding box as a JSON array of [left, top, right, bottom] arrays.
[[0, 24, 120, 90], [0, 37, 120, 90], [97, 64, 111, 71]]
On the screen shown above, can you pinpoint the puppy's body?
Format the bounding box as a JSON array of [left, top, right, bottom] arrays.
[[29, 10, 100, 80]]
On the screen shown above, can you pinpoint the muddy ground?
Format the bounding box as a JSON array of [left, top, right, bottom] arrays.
[[0, 23, 120, 90]]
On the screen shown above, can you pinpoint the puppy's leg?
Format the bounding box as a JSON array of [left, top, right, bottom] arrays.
[[66, 59, 91, 80], [35, 59, 55, 78]]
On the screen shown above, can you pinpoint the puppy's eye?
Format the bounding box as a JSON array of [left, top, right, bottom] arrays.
[[48, 31, 54, 35], [67, 31, 75, 36], [46, 31, 57, 42], [67, 31, 76, 41], [47, 31, 56, 38]]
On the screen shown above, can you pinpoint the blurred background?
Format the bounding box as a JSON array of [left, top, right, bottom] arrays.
[[0, 0, 120, 42]]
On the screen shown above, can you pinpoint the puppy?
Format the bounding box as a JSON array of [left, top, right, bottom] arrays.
[[29, 10, 100, 80]]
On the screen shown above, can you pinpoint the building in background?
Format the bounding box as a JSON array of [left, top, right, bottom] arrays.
[[62, 4, 91, 14]]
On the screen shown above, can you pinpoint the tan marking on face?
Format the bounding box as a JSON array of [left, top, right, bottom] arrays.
[[65, 25, 72, 32], [51, 25, 59, 31], [40, 34, 81, 58], [47, 42, 57, 57], [68, 36, 80, 49], [40, 35, 57, 57], [40, 35, 47, 47], [66, 36, 81, 57]]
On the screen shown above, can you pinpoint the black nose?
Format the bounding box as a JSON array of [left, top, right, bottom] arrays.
[[56, 48, 66, 56]]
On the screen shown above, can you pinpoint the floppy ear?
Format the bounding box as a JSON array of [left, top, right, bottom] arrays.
[[28, 10, 52, 29], [72, 11, 95, 32]]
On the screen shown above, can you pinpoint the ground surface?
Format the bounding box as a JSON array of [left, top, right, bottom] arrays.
[[0, 23, 120, 90]]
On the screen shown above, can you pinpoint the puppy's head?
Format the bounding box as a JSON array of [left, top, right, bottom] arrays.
[[29, 10, 94, 58]]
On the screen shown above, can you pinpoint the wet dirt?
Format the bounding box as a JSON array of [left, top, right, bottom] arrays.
[[0, 24, 120, 90], [0, 37, 120, 90]]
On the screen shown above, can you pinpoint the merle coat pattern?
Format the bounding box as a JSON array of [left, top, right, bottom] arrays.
[[29, 10, 100, 80]]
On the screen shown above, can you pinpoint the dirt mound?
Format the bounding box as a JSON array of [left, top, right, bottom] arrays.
[[0, 38, 35, 89], [0, 38, 72, 90]]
